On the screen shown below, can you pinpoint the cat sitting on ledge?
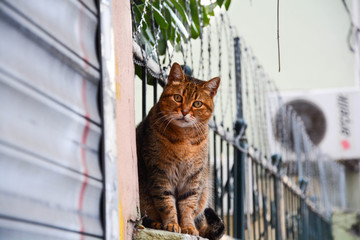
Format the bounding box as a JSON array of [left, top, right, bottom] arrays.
[[136, 62, 224, 240]]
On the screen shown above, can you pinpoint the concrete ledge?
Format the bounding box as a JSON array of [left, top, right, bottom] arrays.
[[134, 228, 208, 240]]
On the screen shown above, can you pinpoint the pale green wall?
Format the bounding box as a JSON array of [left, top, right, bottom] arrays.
[[346, 165, 360, 211], [228, 0, 355, 91], [332, 211, 360, 240]]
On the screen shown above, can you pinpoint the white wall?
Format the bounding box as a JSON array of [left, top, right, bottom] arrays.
[[228, 0, 355, 91]]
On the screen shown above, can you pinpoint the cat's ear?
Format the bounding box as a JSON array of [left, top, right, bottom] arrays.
[[168, 62, 185, 85], [204, 77, 221, 98]]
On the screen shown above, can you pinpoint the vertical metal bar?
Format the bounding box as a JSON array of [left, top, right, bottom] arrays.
[[252, 160, 257, 240], [153, 77, 158, 104], [220, 137, 224, 220], [290, 188, 294, 240], [297, 196, 301, 240], [317, 213, 322, 240], [256, 163, 262, 239], [291, 189, 295, 239], [299, 196, 303, 240], [268, 172, 274, 240], [295, 191, 298, 240], [300, 197, 304, 240], [309, 209, 312, 240], [234, 144, 246, 239], [294, 192, 300, 239], [309, 209, 313, 240], [262, 166, 268, 240], [285, 185, 289, 240], [304, 199, 308, 240], [274, 176, 282, 240], [266, 170, 272, 240], [271, 154, 282, 240], [305, 201, 309, 240], [141, 45, 147, 120], [328, 217, 333, 240], [214, 132, 218, 213], [270, 172, 276, 232], [226, 134, 231, 235], [233, 36, 246, 240]]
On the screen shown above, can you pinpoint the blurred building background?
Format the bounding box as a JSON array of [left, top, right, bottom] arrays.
[[228, 0, 360, 238]]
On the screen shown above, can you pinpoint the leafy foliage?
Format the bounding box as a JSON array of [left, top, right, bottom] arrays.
[[132, 0, 231, 57]]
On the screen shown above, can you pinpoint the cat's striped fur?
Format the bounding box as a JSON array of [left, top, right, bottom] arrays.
[[136, 63, 224, 239]]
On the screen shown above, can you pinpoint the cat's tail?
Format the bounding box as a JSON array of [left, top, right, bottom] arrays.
[[195, 208, 225, 240]]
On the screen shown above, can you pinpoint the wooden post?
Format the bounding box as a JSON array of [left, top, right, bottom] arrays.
[[113, 0, 139, 239]]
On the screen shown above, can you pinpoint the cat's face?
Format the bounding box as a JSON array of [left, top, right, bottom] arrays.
[[158, 63, 220, 128]]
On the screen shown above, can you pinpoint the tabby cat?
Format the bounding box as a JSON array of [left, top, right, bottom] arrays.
[[136, 62, 224, 240]]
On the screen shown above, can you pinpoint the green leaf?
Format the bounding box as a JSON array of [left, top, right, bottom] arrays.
[[175, 43, 181, 52], [163, 9, 173, 45], [163, 2, 189, 39], [178, 0, 186, 10], [205, 3, 218, 16], [225, 0, 231, 10], [144, 27, 155, 44], [152, 5, 168, 29], [168, 0, 190, 25], [163, 9, 174, 44], [169, 22, 176, 44], [217, 0, 225, 7], [176, 31, 181, 44], [191, 22, 199, 39], [190, 0, 200, 39], [152, 0, 160, 9], [134, 0, 145, 4], [133, 3, 147, 30], [158, 33, 167, 55], [202, 6, 210, 26], [190, 0, 200, 27], [138, 3, 153, 32]]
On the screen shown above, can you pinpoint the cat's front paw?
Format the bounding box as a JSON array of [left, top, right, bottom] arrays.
[[150, 222, 162, 230], [181, 226, 199, 236], [164, 223, 181, 233]]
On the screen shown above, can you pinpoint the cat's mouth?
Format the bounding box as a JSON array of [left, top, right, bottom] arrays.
[[177, 117, 189, 123]]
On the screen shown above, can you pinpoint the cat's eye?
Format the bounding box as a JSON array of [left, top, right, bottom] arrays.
[[174, 94, 183, 103], [193, 101, 203, 108]]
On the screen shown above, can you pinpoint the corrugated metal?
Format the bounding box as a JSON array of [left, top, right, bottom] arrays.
[[0, 0, 104, 239], [0, 1, 101, 123], [0, 143, 103, 236], [5, 0, 100, 70], [99, 0, 121, 239], [0, 219, 100, 240]]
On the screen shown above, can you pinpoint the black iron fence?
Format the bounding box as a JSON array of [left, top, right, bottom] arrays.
[[134, 36, 333, 239]]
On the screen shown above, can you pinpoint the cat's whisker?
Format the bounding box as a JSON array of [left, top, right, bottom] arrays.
[[152, 114, 169, 125], [151, 113, 173, 127], [192, 122, 202, 144], [194, 120, 206, 137], [162, 116, 175, 135]]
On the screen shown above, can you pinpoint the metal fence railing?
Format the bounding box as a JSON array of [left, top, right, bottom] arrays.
[[132, 6, 334, 239], [206, 37, 333, 240], [133, 41, 333, 239]]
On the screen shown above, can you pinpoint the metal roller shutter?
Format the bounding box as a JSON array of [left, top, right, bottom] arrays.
[[0, 0, 104, 239]]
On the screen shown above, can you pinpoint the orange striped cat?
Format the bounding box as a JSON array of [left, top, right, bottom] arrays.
[[136, 62, 224, 240]]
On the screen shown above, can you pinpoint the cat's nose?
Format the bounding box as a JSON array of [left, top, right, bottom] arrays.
[[181, 108, 189, 116]]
